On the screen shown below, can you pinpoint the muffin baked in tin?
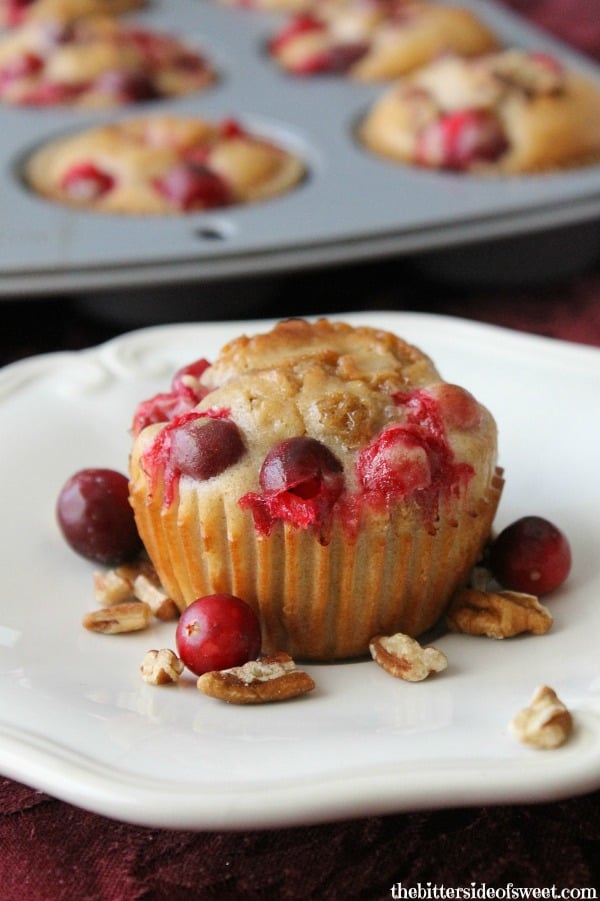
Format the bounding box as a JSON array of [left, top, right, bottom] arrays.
[[0, 0, 145, 29], [0, 16, 216, 107], [359, 49, 600, 173], [268, 0, 498, 80], [23, 114, 306, 213]]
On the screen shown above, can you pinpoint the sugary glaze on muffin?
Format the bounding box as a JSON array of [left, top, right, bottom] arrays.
[[0, 17, 215, 107], [130, 320, 501, 659], [0, 0, 144, 29], [24, 115, 305, 213], [359, 48, 600, 173], [269, 1, 498, 80]]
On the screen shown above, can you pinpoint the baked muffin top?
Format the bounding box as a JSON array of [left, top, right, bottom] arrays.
[[268, 1, 497, 80], [359, 49, 600, 173], [24, 115, 305, 213], [132, 320, 498, 535], [0, 0, 144, 29], [0, 16, 215, 107]]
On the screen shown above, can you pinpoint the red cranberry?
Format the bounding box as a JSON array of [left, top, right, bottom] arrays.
[[132, 358, 210, 436], [170, 358, 210, 395], [60, 162, 115, 201], [416, 108, 508, 171], [424, 384, 483, 431], [6, 0, 34, 26], [154, 162, 232, 210], [218, 118, 247, 140], [488, 516, 572, 595], [293, 42, 369, 75], [358, 425, 432, 496], [175, 594, 261, 676], [260, 436, 343, 499], [56, 468, 142, 565], [0, 51, 43, 88], [269, 14, 325, 53], [170, 418, 245, 480], [93, 69, 159, 102]]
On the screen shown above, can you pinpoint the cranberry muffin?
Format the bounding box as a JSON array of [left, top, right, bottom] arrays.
[[269, 1, 497, 80], [0, 17, 215, 107], [0, 0, 144, 29], [23, 115, 305, 213], [129, 319, 503, 660], [359, 49, 600, 173]]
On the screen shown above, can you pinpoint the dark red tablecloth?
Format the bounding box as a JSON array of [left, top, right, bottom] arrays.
[[2, 2, 599, 898]]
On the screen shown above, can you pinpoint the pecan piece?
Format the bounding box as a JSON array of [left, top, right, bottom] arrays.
[[132, 572, 179, 621], [141, 648, 184, 685], [82, 601, 152, 634], [369, 633, 447, 682], [446, 588, 553, 639], [93, 567, 135, 606], [197, 652, 315, 704], [510, 685, 573, 749]]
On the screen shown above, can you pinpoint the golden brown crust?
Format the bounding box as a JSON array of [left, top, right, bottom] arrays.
[[23, 115, 305, 214], [271, 2, 498, 81], [0, 0, 144, 28], [359, 49, 600, 174], [0, 17, 216, 108]]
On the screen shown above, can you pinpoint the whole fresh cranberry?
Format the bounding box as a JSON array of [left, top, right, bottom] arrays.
[[488, 516, 572, 595], [170, 417, 245, 480], [357, 425, 432, 496], [416, 108, 508, 171], [56, 468, 142, 564], [175, 594, 261, 676], [260, 436, 343, 499]]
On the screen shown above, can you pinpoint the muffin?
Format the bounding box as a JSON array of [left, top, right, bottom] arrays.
[[0, 17, 215, 107], [23, 115, 305, 214], [129, 319, 503, 661], [269, 1, 497, 80], [0, 0, 144, 29], [359, 49, 600, 173]]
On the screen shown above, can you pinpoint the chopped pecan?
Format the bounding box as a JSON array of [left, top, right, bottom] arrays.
[[141, 648, 184, 685], [93, 558, 178, 620], [132, 572, 179, 621], [510, 685, 573, 749], [93, 567, 135, 606], [82, 601, 152, 634], [197, 652, 315, 704], [446, 587, 553, 639], [369, 633, 447, 682]]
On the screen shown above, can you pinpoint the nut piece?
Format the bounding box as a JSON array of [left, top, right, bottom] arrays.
[[510, 685, 573, 749], [93, 559, 178, 621], [93, 567, 135, 606], [446, 588, 553, 639], [369, 633, 448, 682], [141, 648, 184, 685], [132, 572, 179, 621], [197, 652, 316, 705], [82, 601, 152, 634]]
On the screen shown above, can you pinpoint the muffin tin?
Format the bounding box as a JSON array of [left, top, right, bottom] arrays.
[[2, 0, 600, 298]]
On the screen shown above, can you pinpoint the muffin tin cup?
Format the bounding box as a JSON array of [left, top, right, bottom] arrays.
[[2, 0, 600, 299]]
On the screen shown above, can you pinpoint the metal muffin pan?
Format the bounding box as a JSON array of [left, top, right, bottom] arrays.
[[2, 0, 600, 297]]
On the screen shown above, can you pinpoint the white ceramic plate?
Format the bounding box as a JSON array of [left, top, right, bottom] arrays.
[[1, 311, 599, 830]]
